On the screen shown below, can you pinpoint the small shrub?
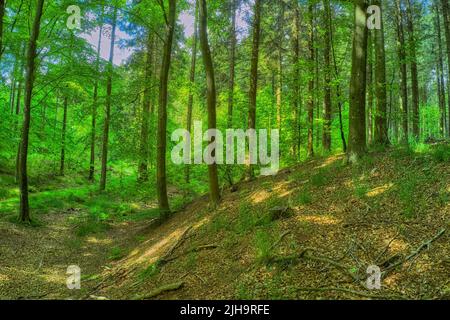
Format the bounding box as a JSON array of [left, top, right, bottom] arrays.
[[431, 144, 450, 162], [108, 247, 125, 261], [253, 230, 273, 263]]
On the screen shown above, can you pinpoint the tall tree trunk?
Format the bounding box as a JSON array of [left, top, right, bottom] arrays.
[[18, 0, 45, 222], [405, 0, 420, 139], [100, 6, 118, 191], [435, 1, 447, 137], [138, 31, 155, 182], [226, 0, 237, 185], [292, 0, 301, 158], [60, 97, 68, 176], [199, 0, 220, 205], [156, 0, 177, 216], [0, 0, 5, 63], [276, 2, 284, 143], [367, 32, 374, 146], [322, 0, 332, 152], [307, 2, 315, 157], [89, 16, 104, 181], [328, 1, 347, 152], [247, 0, 262, 178], [347, 0, 368, 162], [373, 0, 389, 145], [395, 0, 409, 143], [185, 1, 198, 184], [440, 0, 450, 136]]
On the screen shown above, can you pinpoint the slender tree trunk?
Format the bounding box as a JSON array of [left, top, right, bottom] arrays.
[[0, 0, 5, 63], [347, 0, 368, 162], [395, 0, 409, 143], [185, 1, 198, 184], [89, 19, 104, 181], [373, 0, 389, 145], [276, 2, 284, 143], [226, 0, 237, 185], [18, 0, 45, 222], [307, 3, 314, 157], [327, 1, 347, 152], [60, 97, 68, 176], [405, 0, 420, 139], [156, 0, 177, 216], [440, 0, 450, 136], [199, 0, 220, 205], [435, 1, 447, 137], [247, 0, 262, 178], [367, 33, 374, 145], [100, 7, 118, 191], [322, 0, 332, 152], [292, 0, 301, 158], [138, 31, 155, 182]]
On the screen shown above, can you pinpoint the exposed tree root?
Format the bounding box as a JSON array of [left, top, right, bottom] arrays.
[[133, 281, 185, 300]]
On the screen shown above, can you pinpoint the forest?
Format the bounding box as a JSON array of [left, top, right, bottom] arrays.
[[0, 0, 449, 301]]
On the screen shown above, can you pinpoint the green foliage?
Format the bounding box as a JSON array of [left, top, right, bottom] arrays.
[[295, 189, 312, 205], [108, 247, 125, 261], [431, 144, 450, 162], [253, 230, 274, 263]]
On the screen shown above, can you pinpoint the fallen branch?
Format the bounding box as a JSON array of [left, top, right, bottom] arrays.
[[163, 244, 218, 263], [159, 226, 193, 266], [297, 287, 408, 300], [133, 281, 184, 300], [270, 231, 291, 251], [382, 228, 446, 275], [268, 247, 361, 285]]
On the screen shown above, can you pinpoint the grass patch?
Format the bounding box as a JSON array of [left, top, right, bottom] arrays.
[[108, 246, 125, 261]]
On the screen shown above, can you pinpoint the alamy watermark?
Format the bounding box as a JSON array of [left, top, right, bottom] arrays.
[[171, 121, 280, 176]]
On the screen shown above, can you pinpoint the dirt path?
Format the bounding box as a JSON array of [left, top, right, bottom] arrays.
[[0, 209, 153, 299]]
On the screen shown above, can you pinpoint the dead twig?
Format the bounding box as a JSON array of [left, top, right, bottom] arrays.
[[297, 287, 408, 300], [159, 226, 193, 266], [133, 281, 184, 300], [382, 228, 446, 276]]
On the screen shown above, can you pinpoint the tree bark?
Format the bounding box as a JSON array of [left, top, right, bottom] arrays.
[[347, 0, 368, 162], [199, 0, 220, 205], [89, 21, 103, 181], [156, 0, 177, 216], [276, 2, 284, 143], [138, 31, 155, 182], [328, 2, 347, 152], [18, 0, 45, 222], [307, 2, 315, 157], [185, 1, 198, 184], [367, 33, 374, 145], [373, 0, 389, 145], [100, 6, 118, 191], [435, 1, 447, 137], [60, 97, 68, 176], [0, 0, 5, 63], [440, 0, 450, 136], [405, 0, 420, 139], [247, 0, 262, 178], [395, 0, 409, 143], [322, 0, 332, 152], [292, 0, 301, 158]]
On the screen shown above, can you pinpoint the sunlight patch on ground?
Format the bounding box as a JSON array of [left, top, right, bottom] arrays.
[[86, 237, 112, 245], [250, 190, 271, 204], [387, 239, 408, 255], [135, 227, 187, 265], [314, 155, 341, 169], [296, 214, 340, 225], [366, 183, 394, 197]]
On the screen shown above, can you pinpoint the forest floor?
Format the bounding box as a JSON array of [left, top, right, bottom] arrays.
[[1, 146, 450, 300]]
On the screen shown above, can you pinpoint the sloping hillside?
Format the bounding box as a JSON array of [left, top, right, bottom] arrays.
[[91, 149, 450, 300]]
